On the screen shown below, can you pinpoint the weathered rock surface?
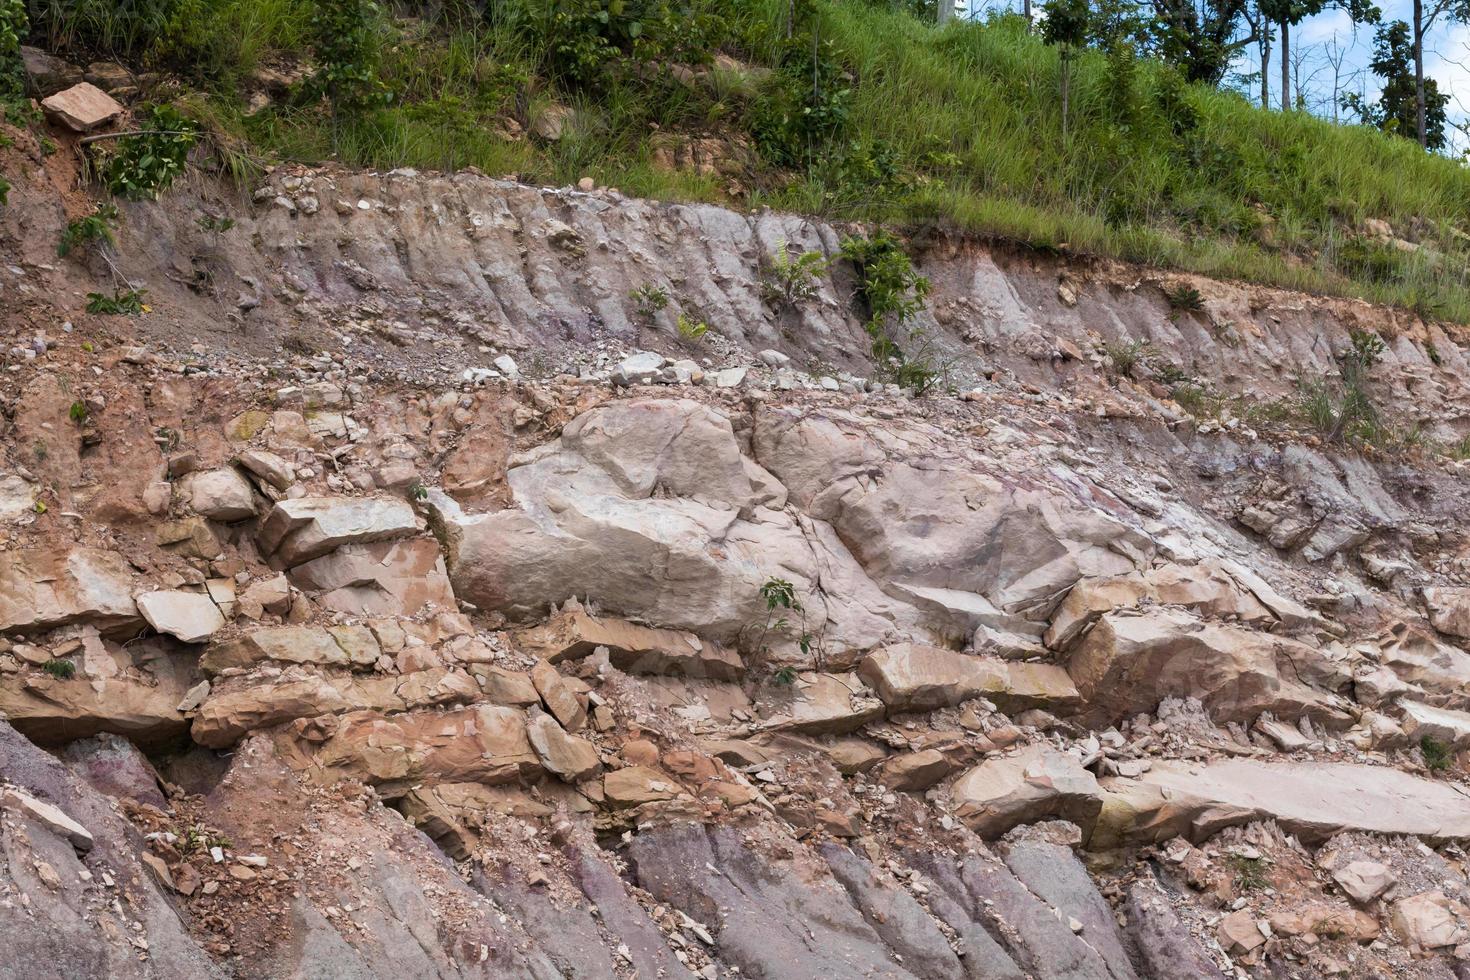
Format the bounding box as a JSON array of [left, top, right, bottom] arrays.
[[0, 721, 222, 978]]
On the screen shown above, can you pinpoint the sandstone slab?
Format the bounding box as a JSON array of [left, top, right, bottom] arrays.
[[858, 642, 1078, 713], [201, 625, 379, 674], [1097, 758, 1470, 846], [136, 590, 225, 644], [41, 82, 122, 131], [289, 538, 455, 617], [0, 547, 139, 636], [258, 496, 418, 567], [1067, 608, 1350, 726]]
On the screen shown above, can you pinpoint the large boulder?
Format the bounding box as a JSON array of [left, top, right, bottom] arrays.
[[1066, 608, 1351, 726], [182, 468, 257, 521], [1423, 586, 1470, 640], [438, 400, 909, 655], [858, 642, 1078, 713], [950, 745, 1104, 839], [753, 405, 1154, 619]]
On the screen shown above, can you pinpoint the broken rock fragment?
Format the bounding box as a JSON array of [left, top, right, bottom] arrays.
[[950, 744, 1103, 839]]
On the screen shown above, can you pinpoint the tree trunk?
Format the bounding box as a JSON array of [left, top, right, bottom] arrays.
[[1414, 0, 1427, 146], [1261, 36, 1271, 109], [1024, 0, 1032, 27], [938, 0, 952, 23], [1280, 19, 1291, 111]]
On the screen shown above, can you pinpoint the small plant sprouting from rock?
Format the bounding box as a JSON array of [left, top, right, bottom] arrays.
[[41, 658, 75, 680], [676, 312, 709, 341], [1229, 854, 1269, 892], [630, 283, 669, 321], [197, 214, 236, 234], [178, 823, 232, 855], [752, 577, 816, 667], [773, 665, 799, 686], [760, 244, 828, 307], [1164, 284, 1204, 317], [1103, 340, 1154, 380], [408, 482, 429, 501], [1422, 735, 1452, 772], [88, 289, 148, 316], [58, 204, 120, 258], [68, 400, 88, 424]]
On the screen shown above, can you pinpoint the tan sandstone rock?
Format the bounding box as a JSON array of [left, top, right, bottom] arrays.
[[136, 590, 225, 644], [951, 745, 1103, 839], [858, 643, 1078, 714]]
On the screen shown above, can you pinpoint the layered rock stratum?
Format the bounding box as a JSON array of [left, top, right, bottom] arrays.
[[6, 149, 1470, 978]]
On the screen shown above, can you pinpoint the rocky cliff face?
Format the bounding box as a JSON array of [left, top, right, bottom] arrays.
[[7, 146, 1470, 978]]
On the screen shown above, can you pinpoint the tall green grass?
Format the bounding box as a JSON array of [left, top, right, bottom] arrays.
[[27, 0, 1470, 320]]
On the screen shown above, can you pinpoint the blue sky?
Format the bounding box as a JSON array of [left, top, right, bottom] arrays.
[[959, 0, 1470, 151]]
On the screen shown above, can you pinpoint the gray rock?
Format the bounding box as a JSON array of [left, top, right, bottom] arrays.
[[1124, 882, 1226, 979], [1000, 837, 1138, 979], [821, 844, 968, 980], [613, 351, 665, 386]]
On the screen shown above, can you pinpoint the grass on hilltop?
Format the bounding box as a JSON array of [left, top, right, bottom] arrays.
[[15, 0, 1470, 321]]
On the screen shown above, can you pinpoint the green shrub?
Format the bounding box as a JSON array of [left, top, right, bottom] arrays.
[[760, 245, 828, 307], [1165, 284, 1204, 314], [41, 658, 76, 679], [0, 0, 25, 103], [306, 0, 389, 113], [58, 203, 120, 257], [1422, 735, 1452, 772], [100, 105, 200, 199], [0, 172, 9, 206], [1103, 339, 1153, 379], [87, 288, 148, 315], [676, 312, 709, 340], [630, 282, 669, 319]]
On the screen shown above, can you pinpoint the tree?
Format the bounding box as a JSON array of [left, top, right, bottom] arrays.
[[1144, 0, 1257, 85], [1403, 0, 1466, 146], [1342, 19, 1449, 148], [1042, 0, 1091, 138]]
